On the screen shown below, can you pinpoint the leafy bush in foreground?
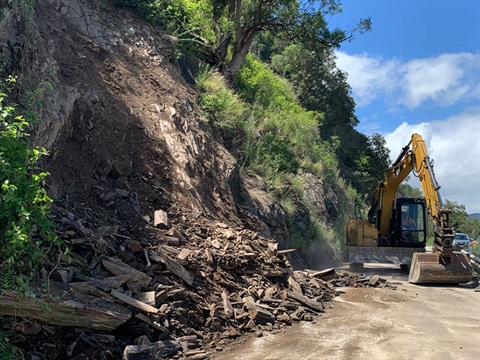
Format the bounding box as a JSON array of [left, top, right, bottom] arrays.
[[0, 76, 59, 293]]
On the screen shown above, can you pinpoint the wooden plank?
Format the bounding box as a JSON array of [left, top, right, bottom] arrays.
[[286, 290, 324, 312], [0, 285, 131, 331], [310, 268, 336, 282], [369, 275, 380, 286], [102, 257, 151, 287], [75, 274, 132, 291], [159, 250, 195, 286], [177, 248, 192, 265], [133, 291, 156, 306], [243, 296, 275, 324], [111, 289, 160, 314], [135, 313, 169, 333], [277, 249, 296, 255], [221, 290, 234, 318], [288, 276, 303, 294]]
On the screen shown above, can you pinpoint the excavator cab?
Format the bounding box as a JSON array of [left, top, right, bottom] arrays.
[[394, 198, 426, 248]]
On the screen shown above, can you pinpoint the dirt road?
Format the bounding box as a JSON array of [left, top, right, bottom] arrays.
[[214, 264, 480, 360]]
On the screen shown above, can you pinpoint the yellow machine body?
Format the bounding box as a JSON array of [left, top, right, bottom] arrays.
[[346, 133, 473, 284]]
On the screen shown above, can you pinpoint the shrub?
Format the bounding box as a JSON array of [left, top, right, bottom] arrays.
[[0, 329, 22, 360], [196, 67, 246, 131], [254, 132, 300, 175], [0, 76, 61, 293], [196, 66, 250, 154]]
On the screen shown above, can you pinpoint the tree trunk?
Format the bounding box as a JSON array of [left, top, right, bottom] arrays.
[[227, 33, 256, 75], [215, 34, 232, 63]]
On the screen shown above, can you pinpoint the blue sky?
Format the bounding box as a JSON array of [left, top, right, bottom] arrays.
[[332, 0, 480, 214]]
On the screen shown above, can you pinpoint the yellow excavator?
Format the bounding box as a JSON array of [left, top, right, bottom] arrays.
[[345, 133, 472, 284]]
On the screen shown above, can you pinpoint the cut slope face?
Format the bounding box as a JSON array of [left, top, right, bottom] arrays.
[[0, 1, 350, 358], [29, 0, 242, 234]]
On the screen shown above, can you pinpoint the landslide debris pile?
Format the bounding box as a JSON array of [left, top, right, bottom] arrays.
[[0, 205, 394, 360], [0, 1, 396, 359]]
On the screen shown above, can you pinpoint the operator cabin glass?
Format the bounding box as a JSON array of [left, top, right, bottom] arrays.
[[401, 203, 425, 244]]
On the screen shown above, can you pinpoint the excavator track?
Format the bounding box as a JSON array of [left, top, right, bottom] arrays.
[[409, 252, 473, 284]]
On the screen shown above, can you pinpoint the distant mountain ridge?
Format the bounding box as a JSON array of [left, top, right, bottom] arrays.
[[469, 213, 480, 220]]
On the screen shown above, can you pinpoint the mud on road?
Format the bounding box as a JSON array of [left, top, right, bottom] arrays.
[[214, 264, 480, 360]]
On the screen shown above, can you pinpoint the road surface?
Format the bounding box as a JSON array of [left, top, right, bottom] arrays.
[[213, 264, 480, 360]]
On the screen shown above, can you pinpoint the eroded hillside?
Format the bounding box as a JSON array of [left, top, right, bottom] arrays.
[[0, 0, 348, 358]]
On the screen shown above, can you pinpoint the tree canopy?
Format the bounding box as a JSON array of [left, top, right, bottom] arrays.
[[212, 0, 370, 74], [115, 0, 370, 75]]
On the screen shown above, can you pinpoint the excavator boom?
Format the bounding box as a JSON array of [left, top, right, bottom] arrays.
[[404, 135, 471, 284]]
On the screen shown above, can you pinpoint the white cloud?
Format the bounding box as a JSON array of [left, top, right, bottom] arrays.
[[335, 51, 399, 106], [335, 51, 480, 109], [400, 53, 478, 108], [384, 108, 480, 214]]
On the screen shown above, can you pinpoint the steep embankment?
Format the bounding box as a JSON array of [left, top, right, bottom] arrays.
[[0, 0, 346, 358]]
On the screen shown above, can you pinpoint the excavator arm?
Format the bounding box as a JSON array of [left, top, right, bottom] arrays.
[[409, 134, 456, 255], [374, 134, 454, 253]]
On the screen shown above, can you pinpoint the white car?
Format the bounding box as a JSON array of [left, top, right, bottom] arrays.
[[452, 233, 471, 251]]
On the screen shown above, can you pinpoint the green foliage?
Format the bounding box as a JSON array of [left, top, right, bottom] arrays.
[[234, 55, 296, 107], [234, 55, 331, 179], [270, 44, 391, 199], [196, 66, 246, 132], [0, 76, 60, 293], [271, 44, 358, 132], [113, 0, 214, 59], [351, 133, 391, 200], [212, 0, 370, 74], [0, 329, 22, 360], [115, 0, 370, 75], [255, 132, 300, 175], [445, 200, 480, 240], [196, 63, 304, 178], [195, 65, 254, 162]]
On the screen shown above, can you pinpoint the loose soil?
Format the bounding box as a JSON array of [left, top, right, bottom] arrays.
[[213, 264, 480, 360]]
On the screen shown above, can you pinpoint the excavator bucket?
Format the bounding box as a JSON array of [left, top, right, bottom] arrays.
[[409, 252, 472, 284]]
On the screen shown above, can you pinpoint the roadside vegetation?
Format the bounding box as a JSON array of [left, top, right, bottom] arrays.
[[0, 76, 66, 359], [0, 76, 64, 293]]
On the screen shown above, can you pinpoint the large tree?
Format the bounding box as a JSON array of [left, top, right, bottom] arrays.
[[114, 0, 370, 75], [213, 0, 370, 75]]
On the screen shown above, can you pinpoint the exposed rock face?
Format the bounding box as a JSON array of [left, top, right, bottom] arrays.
[[0, 0, 336, 245], [302, 173, 328, 221], [0, 0, 242, 223]]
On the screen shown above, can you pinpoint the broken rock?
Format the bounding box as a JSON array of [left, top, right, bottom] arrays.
[[154, 209, 169, 228]]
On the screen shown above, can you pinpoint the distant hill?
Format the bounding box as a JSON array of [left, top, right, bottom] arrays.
[[469, 213, 480, 220]]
